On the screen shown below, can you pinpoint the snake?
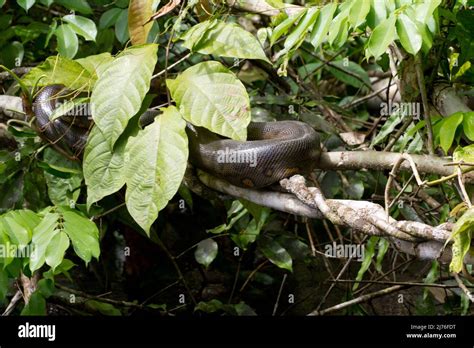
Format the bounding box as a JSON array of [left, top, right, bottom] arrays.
[[33, 85, 321, 188]]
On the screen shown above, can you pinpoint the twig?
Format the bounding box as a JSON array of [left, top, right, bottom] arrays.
[[453, 272, 474, 302], [272, 274, 287, 316], [2, 290, 23, 316], [308, 285, 407, 315]]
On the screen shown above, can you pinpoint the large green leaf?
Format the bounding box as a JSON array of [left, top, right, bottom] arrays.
[[396, 14, 422, 55], [55, 0, 92, 14], [45, 231, 70, 270], [55, 24, 79, 59], [167, 61, 251, 141], [195, 238, 218, 268], [63, 14, 97, 41], [349, 0, 370, 28], [309, 2, 337, 49], [17, 0, 35, 12], [365, 14, 396, 60], [462, 112, 474, 141], [258, 235, 292, 272], [439, 112, 463, 153], [30, 212, 60, 272], [91, 43, 158, 148], [125, 106, 188, 233], [83, 126, 126, 209], [21, 56, 94, 90], [181, 20, 269, 63], [60, 207, 100, 263], [75, 52, 113, 79]]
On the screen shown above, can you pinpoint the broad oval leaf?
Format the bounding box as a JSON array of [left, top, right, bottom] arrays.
[[55, 24, 79, 58], [60, 207, 100, 263], [91, 43, 158, 148], [167, 61, 251, 141], [439, 112, 463, 153], [181, 20, 269, 63], [21, 56, 94, 90], [462, 112, 474, 141], [45, 231, 70, 270], [115, 9, 130, 44], [83, 125, 126, 209], [30, 212, 59, 272], [99, 8, 123, 29], [309, 2, 337, 49], [365, 14, 396, 60], [349, 0, 370, 28], [128, 0, 154, 45], [258, 235, 292, 272], [449, 207, 474, 273], [195, 238, 218, 268], [125, 106, 188, 234], [396, 14, 422, 55], [17, 0, 35, 12], [63, 14, 97, 41]]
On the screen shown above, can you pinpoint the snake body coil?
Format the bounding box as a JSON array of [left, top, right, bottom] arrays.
[[34, 85, 321, 188]]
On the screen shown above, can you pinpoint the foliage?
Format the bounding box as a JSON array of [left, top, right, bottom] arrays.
[[0, 0, 473, 316]]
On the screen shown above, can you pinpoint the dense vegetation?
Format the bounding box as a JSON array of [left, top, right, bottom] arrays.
[[0, 0, 473, 316]]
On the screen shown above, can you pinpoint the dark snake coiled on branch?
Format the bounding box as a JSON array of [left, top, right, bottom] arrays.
[[34, 85, 321, 188]]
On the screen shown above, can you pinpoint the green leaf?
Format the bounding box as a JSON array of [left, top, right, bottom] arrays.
[[167, 61, 251, 141], [327, 7, 350, 46], [396, 14, 422, 55], [462, 112, 474, 141], [181, 20, 269, 62], [258, 235, 292, 272], [55, 24, 79, 59], [353, 236, 378, 290], [375, 237, 389, 272], [21, 56, 94, 90], [128, 0, 154, 45], [60, 207, 100, 263], [270, 11, 305, 46], [62, 14, 97, 41], [75, 52, 114, 79], [0, 41, 24, 68], [453, 144, 474, 165], [55, 0, 92, 14], [439, 112, 464, 153], [91, 43, 158, 148], [367, 0, 387, 28], [125, 106, 188, 233], [99, 8, 123, 29], [21, 292, 46, 315], [30, 212, 60, 272], [114, 9, 129, 44], [371, 111, 403, 146], [84, 126, 126, 209], [349, 0, 370, 28], [284, 8, 319, 51], [45, 231, 69, 270], [195, 238, 218, 268], [366, 14, 396, 60], [17, 0, 35, 12], [309, 2, 337, 49], [454, 61, 472, 80]]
